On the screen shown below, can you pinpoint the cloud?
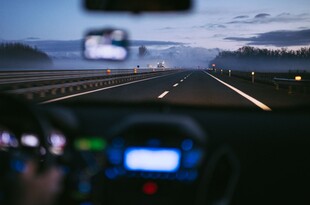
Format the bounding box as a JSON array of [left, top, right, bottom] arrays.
[[227, 13, 310, 24], [157, 27, 177, 30], [233, 15, 249, 19], [225, 29, 310, 47], [212, 34, 228, 38], [277, 12, 290, 17], [24, 37, 41, 40], [193, 24, 226, 29], [130, 40, 184, 46], [254, 13, 271, 18], [208, 24, 227, 29]]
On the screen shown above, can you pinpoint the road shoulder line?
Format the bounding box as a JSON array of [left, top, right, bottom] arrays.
[[203, 71, 272, 111]]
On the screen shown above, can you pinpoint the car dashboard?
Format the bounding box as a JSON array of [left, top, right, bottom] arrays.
[[1, 98, 310, 205]]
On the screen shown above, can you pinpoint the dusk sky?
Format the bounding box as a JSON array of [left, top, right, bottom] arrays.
[[1, 0, 310, 50]]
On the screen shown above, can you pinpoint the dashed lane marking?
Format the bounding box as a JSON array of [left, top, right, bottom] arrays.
[[158, 91, 169, 99]]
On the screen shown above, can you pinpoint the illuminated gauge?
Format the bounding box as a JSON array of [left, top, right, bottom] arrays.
[[74, 137, 106, 151], [124, 147, 181, 172], [48, 130, 67, 155], [0, 130, 19, 148], [21, 133, 40, 147]]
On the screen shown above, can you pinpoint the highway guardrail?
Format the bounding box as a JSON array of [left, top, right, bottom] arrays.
[[0, 68, 166, 86], [0, 68, 177, 101], [209, 68, 310, 94], [273, 78, 310, 94]]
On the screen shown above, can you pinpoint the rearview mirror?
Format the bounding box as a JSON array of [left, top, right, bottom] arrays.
[[85, 0, 191, 12], [83, 29, 129, 61]]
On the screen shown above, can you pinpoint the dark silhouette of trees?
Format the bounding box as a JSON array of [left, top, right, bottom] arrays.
[[138, 45, 148, 57], [0, 43, 53, 68], [214, 46, 310, 59], [209, 46, 310, 72]]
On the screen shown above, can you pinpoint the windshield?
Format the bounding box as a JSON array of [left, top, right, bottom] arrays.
[[1, 0, 309, 109]]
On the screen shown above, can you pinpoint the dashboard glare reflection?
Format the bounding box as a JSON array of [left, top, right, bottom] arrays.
[[21, 134, 39, 147], [0, 130, 18, 148]]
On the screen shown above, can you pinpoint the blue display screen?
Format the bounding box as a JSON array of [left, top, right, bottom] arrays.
[[124, 147, 181, 172]]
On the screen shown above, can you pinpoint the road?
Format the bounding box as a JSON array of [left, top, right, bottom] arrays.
[[42, 70, 310, 110]]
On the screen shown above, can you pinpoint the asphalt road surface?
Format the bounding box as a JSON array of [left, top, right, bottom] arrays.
[[42, 70, 310, 110]]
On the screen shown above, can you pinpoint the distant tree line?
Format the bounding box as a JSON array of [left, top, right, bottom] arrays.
[[216, 46, 310, 59], [0, 43, 53, 68], [209, 46, 310, 72]]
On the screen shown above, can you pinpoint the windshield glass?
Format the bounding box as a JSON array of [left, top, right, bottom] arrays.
[[1, 0, 309, 109]]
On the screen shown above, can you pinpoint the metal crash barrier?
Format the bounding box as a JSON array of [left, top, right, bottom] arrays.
[[273, 77, 310, 94], [0, 68, 179, 102]]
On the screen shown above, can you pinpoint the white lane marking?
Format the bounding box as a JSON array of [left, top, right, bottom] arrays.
[[180, 80, 184, 82], [158, 91, 169, 99], [203, 71, 272, 111], [173, 83, 179, 87], [40, 72, 179, 104]]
